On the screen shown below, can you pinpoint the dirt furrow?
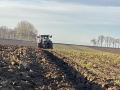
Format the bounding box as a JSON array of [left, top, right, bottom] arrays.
[[45, 50, 106, 90], [48, 50, 120, 90], [0, 45, 86, 90]]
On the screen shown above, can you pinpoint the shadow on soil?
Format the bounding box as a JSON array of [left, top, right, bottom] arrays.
[[43, 50, 106, 90]]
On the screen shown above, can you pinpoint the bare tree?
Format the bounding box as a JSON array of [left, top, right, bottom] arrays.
[[91, 35, 120, 48], [14, 21, 37, 41], [0, 26, 9, 39], [0, 21, 37, 41], [115, 39, 118, 48], [91, 39, 97, 46], [98, 35, 104, 47], [116, 39, 120, 48], [105, 36, 114, 47], [105, 36, 108, 47], [8, 30, 16, 39], [0, 26, 16, 39], [110, 37, 116, 48], [108, 37, 113, 47]]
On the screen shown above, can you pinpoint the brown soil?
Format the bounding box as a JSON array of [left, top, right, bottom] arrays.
[[0, 44, 106, 90], [48, 50, 120, 90]]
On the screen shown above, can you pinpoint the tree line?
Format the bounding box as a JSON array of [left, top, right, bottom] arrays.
[[91, 35, 120, 48], [0, 21, 37, 41]]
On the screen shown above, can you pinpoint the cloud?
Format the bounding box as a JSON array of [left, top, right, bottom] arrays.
[[1, 0, 120, 28], [45, 0, 120, 7], [0, 0, 120, 44], [1, 0, 120, 25]]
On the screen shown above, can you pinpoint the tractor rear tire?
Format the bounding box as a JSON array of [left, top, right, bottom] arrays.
[[37, 43, 42, 48], [49, 43, 53, 49]]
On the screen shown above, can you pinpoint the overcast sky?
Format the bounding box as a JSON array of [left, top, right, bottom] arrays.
[[0, 0, 120, 45]]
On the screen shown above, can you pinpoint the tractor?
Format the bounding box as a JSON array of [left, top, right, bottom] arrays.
[[37, 35, 53, 49]]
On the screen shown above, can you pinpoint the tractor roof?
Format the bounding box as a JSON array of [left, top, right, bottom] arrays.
[[37, 35, 49, 38], [40, 35, 49, 37]]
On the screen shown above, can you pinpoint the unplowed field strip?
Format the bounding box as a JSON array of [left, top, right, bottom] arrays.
[[87, 46, 120, 54], [54, 43, 120, 54]]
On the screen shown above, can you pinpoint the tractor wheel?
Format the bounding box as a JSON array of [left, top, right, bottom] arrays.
[[37, 43, 42, 48], [49, 43, 53, 49]]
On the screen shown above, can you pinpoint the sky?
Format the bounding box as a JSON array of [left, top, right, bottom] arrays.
[[0, 0, 120, 45]]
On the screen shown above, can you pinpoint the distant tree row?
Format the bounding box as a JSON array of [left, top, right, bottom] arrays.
[[91, 35, 120, 48], [0, 21, 37, 41]]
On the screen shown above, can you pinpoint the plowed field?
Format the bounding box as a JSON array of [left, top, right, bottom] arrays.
[[0, 44, 106, 90], [0, 43, 120, 90], [50, 44, 120, 90]]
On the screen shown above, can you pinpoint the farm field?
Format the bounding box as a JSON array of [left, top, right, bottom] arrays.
[[0, 42, 120, 89], [50, 44, 120, 89], [0, 44, 104, 90], [53, 43, 120, 54], [0, 38, 37, 47], [53, 43, 103, 52]]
